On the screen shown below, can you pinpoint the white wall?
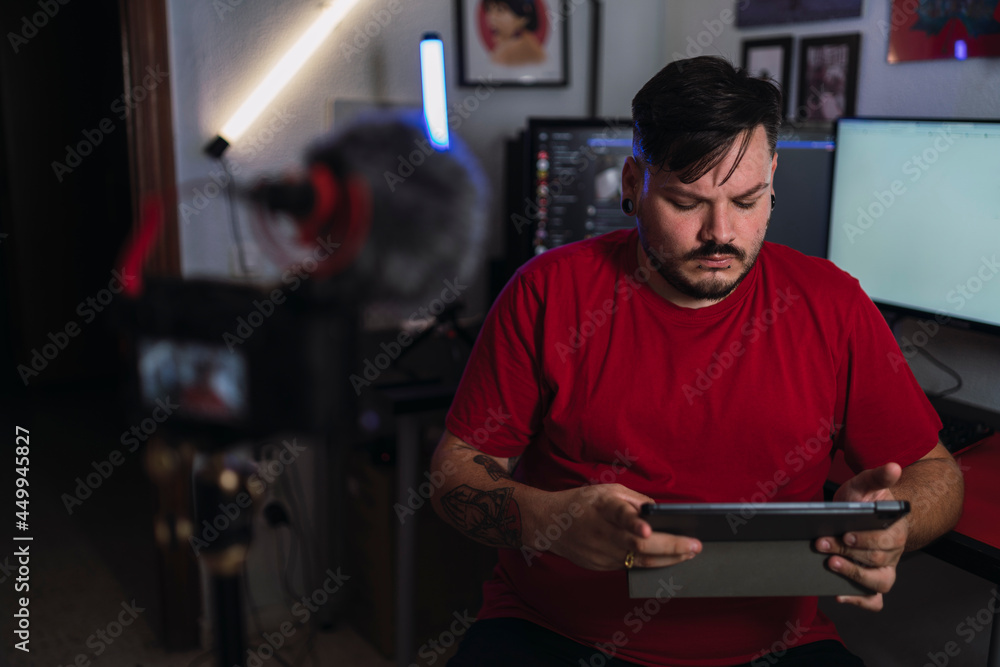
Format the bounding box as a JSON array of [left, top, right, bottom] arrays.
[[596, 0, 668, 117], [167, 0, 666, 309]]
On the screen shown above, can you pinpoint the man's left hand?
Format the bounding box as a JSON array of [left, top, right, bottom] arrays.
[[817, 462, 907, 611]]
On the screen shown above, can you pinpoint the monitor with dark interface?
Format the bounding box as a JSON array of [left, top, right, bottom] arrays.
[[508, 119, 835, 265], [826, 117, 1000, 333], [767, 126, 835, 258], [507, 118, 635, 263]]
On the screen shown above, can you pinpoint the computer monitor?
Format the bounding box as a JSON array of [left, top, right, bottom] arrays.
[[768, 126, 835, 258], [512, 118, 635, 261], [826, 117, 1000, 333], [510, 119, 834, 261]]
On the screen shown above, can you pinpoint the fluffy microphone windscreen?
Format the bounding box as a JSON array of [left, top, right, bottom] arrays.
[[305, 111, 488, 307]]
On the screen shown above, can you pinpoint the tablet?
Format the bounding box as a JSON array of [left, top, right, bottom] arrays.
[[640, 501, 910, 541], [628, 501, 910, 598]]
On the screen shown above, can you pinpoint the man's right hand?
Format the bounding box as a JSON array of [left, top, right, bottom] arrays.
[[430, 430, 700, 571], [531, 483, 702, 571]]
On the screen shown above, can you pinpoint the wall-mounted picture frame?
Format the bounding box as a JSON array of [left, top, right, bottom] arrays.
[[456, 0, 568, 87], [741, 36, 793, 117], [737, 0, 863, 28], [796, 33, 861, 122], [887, 0, 1000, 63]]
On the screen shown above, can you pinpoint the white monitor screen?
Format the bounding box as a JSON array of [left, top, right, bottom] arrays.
[[827, 118, 1000, 330]]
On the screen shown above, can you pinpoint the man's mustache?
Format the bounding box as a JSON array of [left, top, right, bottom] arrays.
[[686, 243, 746, 262]]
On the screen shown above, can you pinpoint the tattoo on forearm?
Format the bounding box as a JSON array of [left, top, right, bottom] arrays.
[[474, 454, 512, 482], [441, 484, 522, 548]]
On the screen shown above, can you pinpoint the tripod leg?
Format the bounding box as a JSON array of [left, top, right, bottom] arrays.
[[194, 453, 255, 667], [212, 571, 248, 667]]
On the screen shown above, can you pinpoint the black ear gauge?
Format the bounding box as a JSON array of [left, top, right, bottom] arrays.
[[771, 194, 776, 211], [622, 198, 635, 215]]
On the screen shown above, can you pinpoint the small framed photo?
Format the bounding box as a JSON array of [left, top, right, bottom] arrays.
[[796, 33, 861, 122], [456, 0, 568, 87], [741, 36, 793, 116]]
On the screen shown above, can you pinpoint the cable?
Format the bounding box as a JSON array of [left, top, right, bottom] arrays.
[[257, 441, 322, 666], [891, 317, 964, 398], [282, 461, 324, 667], [273, 515, 305, 602], [221, 158, 251, 276], [243, 557, 266, 636], [915, 346, 964, 398], [287, 462, 321, 588], [243, 556, 294, 667]]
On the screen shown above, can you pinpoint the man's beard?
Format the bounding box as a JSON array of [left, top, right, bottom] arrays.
[[641, 236, 765, 302]]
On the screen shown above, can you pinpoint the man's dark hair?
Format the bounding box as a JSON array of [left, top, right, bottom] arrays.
[[631, 56, 783, 184], [484, 0, 539, 32]]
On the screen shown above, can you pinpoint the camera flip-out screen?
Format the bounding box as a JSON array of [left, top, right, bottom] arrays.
[[119, 277, 357, 446], [138, 338, 249, 425]]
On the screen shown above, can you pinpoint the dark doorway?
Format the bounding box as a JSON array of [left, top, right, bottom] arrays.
[[0, 0, 133, 397]]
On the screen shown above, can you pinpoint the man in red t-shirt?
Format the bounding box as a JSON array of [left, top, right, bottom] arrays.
[[430, 56, 964, 667]]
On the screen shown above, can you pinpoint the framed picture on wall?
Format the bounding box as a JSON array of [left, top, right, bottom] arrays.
[[456, 0, 568, 87], [741, 36, 793, 116], [737, 0, 863, 28], [796, 34, 861, 122], [887, 0, 1000, 63]]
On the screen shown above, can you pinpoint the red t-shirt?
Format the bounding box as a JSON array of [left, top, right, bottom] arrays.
[[445, 228, 941, 666]]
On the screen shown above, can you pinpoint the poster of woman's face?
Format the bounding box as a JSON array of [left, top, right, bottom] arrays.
[[457, 0, 567, 86]]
